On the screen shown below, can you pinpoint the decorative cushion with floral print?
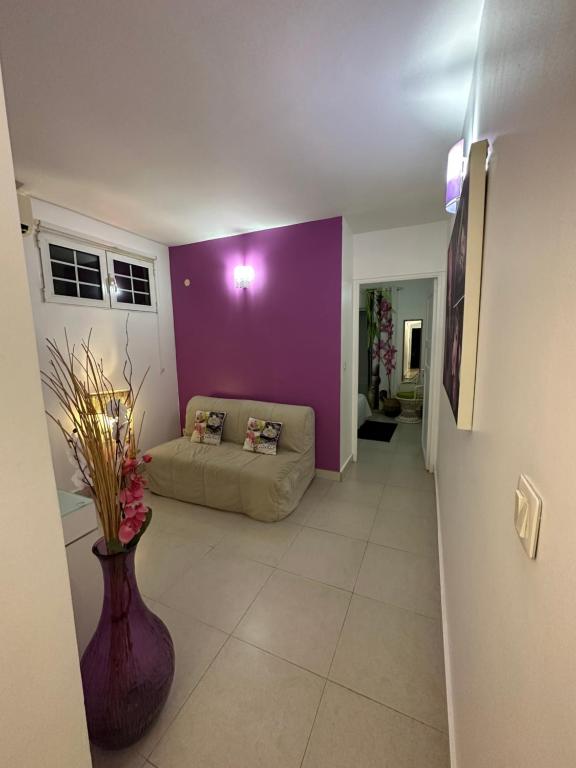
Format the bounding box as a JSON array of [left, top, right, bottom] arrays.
[[242, 417, 283, 455], [190, 410, 226, 445]]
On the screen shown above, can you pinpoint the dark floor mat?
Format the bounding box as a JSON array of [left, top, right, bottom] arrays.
[[357, 420, 397, 442]]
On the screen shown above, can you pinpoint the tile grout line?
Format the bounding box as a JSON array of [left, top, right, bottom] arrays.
[[298, 678, 328, 768], [228, 561, 277, 635], [327, 679, 450, 736], [139, 553, 277, 761], [140, 632, 235, 762], [230, 635, 327, 683], [297, 547, 361, 766]]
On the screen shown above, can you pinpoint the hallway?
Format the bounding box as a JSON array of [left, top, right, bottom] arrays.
[[93, 423, 447, 768]]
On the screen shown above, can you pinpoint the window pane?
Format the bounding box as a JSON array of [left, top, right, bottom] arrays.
[[116, 290, 133, 303], [132, 277, 149, 292], [51, 261, 76, 281], [76, 250, 100, 269], [49, 244, 74, 264], [77, 267, 101, 285], [53, 279, 78, 297], [130, 264, 148, 280], [79, 284, 103, 300], [114, 259, 130, 276], [134, 292, 151, 306], [115, 275, 132, 291]]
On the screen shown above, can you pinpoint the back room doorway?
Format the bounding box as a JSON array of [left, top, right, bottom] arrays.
[[352, 274, 444, 471]]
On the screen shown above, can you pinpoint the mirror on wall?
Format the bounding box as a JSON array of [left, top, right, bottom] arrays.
[[402, 319, 422, 381]]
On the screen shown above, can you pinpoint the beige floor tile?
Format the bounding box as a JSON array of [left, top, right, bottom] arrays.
[[389, 452, 426, 471], [324, 479, 384, 507], [343, 461, 389, 484], [302, 682, 449, 768], [136, 530, 213, 600], [306, 499, 377, 541], [287, 496, 320, 525], [90, 745, 147, 768], [420, 470, 436, 491], [149, 638, 324, 768], [159, 550, 272, 632], [370, 505, 438, 555], [148, 494, 235, 542], [393, 441, 426, 458], [330, 595, 447, 731], [280, 527, 366, 591], [235, 570, 351, 675], [136, 600, 227, 757], [387, 465, 433, 491], [378, 485, 436, 516], [211, 518, 302, 566], [355, 544, 440, 618], [305, 476, 335, 500]]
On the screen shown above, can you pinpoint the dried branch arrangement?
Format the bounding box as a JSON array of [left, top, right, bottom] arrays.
[[41, 325, 152, 552]]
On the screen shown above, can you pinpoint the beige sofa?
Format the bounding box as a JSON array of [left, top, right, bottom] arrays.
[[147, 395, 315, 522]]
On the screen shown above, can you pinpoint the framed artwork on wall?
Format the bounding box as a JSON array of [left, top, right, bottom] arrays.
[[443, 139, 489, 430]]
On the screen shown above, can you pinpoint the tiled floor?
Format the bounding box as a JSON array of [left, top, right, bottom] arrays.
[[91, 421, 448, 768]]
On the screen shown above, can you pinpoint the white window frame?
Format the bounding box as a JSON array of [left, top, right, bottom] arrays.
[[106, 252, 157, 313], [38, 229, 158, 313], [39, 233, 109, 308]]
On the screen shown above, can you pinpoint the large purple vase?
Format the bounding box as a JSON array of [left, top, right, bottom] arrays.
[[81, 538, 175, 750]]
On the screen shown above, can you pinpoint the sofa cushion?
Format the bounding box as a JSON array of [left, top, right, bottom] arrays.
[[242, 417, 282, 455], [190, 410, 226, 445], [183, 396, 313, 455], [147, 437, 313, 522]]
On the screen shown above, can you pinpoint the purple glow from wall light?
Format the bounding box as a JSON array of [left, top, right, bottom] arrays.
[[445, 139, 465, 213]]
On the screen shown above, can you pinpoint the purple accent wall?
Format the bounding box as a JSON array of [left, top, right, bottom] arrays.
[[169, 217, 342, 471]]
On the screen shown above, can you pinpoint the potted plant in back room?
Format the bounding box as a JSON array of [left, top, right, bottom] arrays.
[[366, 289, 400, 417], [41, 327, 174, 751], [366, 289, 382, 411], [377, 290, 400, 417]]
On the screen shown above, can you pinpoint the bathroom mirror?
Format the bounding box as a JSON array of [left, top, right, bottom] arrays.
[[402, 319, 422, 381]]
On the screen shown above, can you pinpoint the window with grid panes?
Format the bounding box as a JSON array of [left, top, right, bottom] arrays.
[[48, 243, 104, 301], [112, 258, 152, 306], [38, 231, 157, 312]]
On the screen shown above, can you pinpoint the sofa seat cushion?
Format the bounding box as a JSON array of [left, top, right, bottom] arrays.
[[147, 437, 312, 522]]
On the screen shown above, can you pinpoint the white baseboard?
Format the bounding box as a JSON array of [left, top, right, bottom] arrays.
[[340, 453, 353, 475], [435, 469, 457, 768], [315, 467, 342, 481]]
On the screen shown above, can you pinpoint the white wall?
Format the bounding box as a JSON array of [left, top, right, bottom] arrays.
[[340, 219, 354, 470], [437, 2, 576, 766], [353, 220, 448, 281], [24, 199, 180, 490], [0, 64, 91, 768]]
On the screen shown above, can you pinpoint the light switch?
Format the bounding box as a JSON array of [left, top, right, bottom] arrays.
[[514, 474, 542, 559]]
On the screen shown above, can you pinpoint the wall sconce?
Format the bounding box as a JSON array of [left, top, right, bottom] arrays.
[[234, 265, 255, 288], [445, 139, 465, 214]]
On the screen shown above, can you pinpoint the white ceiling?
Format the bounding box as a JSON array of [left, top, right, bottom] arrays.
[[0, 1, 482, 245]]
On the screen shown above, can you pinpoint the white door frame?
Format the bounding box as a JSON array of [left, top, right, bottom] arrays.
[[351, 270, 446, 471]]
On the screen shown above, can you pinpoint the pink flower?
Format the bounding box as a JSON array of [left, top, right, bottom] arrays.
[[142, 454, 152, 463], [122, 458, 138, 475], [125, 502, 148, 522], [131, 486, 144, 501], [119, 488, 134, 505], [118, 521, 137, 544]]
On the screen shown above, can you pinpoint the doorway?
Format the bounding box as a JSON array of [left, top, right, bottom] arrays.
[[351, 272, 445, 471]]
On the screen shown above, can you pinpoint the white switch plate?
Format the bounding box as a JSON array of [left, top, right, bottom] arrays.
[[514, 474, 542, 559]]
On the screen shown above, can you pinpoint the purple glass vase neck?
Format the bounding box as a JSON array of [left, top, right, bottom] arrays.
[[92, 537, 146, 621]]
